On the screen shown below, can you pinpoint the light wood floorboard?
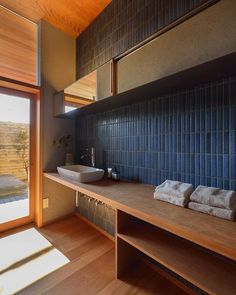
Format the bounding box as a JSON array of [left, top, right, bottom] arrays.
[[4, 216, 186, 295]]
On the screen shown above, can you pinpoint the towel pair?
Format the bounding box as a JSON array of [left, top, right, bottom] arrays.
[[189, 185, 236, 221], [154, 180, 236, 221], [154, 180, 193, 207]]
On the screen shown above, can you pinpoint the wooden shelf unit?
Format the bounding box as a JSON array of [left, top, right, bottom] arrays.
[[44, 173, 236, 262], [116, 210, 236, 295], [44, 174, 236, 294]]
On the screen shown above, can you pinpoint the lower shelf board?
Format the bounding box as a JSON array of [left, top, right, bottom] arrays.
[[117, 222, 236, 295], [102, 260, 188, 295]]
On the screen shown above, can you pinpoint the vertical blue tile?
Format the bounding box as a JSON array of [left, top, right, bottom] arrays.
[[211, 155, 217, 178], [200, 133, 205, 154], [230, 105, 236, 130], [223, 106, 229, 130], [230, 156, 236, 179], [223, 179, 229, 190], [223, 132, 229, 154], [206, 155, 211, 177], [205, 110, 211, 132], [195, 110, 200, 132], [223, 155, 229, 179], [229, 180, 236, 191], [211, 178, 217, 188], [230, 131, 236, 155], [75, 78, 235, 190]]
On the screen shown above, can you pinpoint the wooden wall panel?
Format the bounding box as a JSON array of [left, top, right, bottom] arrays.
[[76, 0, 218, 79], [0, 6, 38, 85]]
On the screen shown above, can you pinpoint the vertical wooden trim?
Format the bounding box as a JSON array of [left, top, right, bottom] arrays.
[[110, 59, 117, 96], [115, 209, 140, 279], [37, 21, 41, 86], [116, 236, 140, 279], [34, 90, 43, 227], [29, 94, 36, 221]]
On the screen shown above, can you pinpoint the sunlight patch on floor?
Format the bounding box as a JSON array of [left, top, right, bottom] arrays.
[[0, 196, 29, 224], [0, 228, 69, 295]]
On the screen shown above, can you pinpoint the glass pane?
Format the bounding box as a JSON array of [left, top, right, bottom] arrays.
[[65, 105, 77, 113], [0, 93, 30, 223]]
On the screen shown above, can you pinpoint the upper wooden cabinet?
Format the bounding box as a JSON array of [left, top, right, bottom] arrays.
[[53, 70, 96, 116], [54, 60, 118, 116], [117, 0, 236, 94]]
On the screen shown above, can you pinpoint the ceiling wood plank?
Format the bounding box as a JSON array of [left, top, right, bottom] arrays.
[[0, 0, 111, 36]]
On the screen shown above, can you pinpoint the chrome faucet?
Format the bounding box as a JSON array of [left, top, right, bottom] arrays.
[[91, 147, 95, 167], [80, 147, 95, 167], [80, 148, 88, 160]]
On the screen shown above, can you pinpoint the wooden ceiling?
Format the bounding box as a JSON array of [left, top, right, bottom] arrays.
[[0, 0, 111, 36]]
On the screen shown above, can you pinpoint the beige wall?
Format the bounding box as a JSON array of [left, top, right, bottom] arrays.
[[43, 177, 75, 224], [40, 20, 76, 223], [40, 20, 76, 172], [117, 0, 236, 93], [40, 20, 76, 92]]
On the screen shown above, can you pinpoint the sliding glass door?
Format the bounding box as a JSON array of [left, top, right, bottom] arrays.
[[0, 89, 35, 229]]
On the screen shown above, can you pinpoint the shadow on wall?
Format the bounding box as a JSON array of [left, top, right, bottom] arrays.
[[42, 77, 75, 172], [76, 76, 236, 191]]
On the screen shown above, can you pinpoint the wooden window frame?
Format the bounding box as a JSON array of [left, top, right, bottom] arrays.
[[0, 77, 42, 231]]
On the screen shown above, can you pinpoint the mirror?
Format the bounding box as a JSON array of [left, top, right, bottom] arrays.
[[53, 70, 97, 116]]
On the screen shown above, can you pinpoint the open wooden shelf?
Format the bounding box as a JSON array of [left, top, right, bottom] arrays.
[[45, 174, 236, 294], [117, 214, 236, 295], [44, 173, 236, 261]]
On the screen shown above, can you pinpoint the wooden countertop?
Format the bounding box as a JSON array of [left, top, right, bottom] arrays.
[[44, 173, 236, 261]]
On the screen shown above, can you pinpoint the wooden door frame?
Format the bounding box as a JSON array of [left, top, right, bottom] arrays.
[[0, 77, 42, 231]]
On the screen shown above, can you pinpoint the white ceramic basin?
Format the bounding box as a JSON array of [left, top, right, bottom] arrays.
[[57, 165, 104, 183]]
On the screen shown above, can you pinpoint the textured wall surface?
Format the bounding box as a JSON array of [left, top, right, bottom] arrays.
[[117, 0, 236, 94], [40, 20, 75, 172], [40, 20, 76, 224], [76, 0, 213, 78], [43, 177, 75, 224], [76, 76, 236, 190]]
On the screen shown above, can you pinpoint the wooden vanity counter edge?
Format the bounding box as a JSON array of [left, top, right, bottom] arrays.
[[44, 172, 236, 261]]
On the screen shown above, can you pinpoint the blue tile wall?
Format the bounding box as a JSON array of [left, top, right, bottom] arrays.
[[76, 77, 236, 190]]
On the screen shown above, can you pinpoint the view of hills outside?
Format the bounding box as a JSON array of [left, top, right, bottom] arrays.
[[0, 94, 30, 222]]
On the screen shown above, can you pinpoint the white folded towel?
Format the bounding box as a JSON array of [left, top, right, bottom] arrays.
[[155, 180, 193, 198], [154, 192, 189, 207], [190, 185, 236, 210], [188, 202, 235, 221]]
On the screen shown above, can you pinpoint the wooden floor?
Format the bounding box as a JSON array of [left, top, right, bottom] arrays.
[[3, 216, 186, 295]]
